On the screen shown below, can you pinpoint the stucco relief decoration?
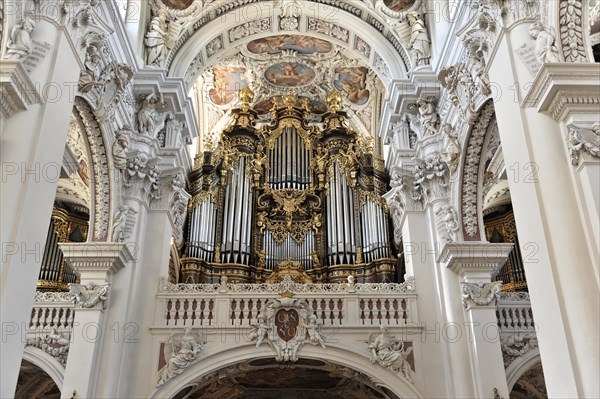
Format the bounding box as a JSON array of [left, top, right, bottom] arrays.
[[26, 329, 70, 365], [229, 18, 272, 43], [413, 97, 440, 137], [307, 17, 350, 43], [435, 204, 460, 243], [567, 122, 600, 165], [441, 123, 461, 175], [366, 325, 413, 381], [74, 100, 111, 240], [559, 0, 588, 62], [78, 32, 105, 93], [461, 102, 495, 239], [500, 333, 538, 367], [439, 63, 476, 125], [111, 205, 136, 242], [69, 281, 111, 310], [413, 152, 449, 199], [157, 328, 204, 386], [5, 18, 36, 61], [249, 297, 327, 362], [278, 0, 302, 31], [461, 281, 502, 308], [137, 93, 170, 137], [529, 21, 561, 63], [112, 126, 131, 172]]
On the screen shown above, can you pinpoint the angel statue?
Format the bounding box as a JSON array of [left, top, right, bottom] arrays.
[[416, 98, 439, 137], [306, 314, 326, 349], [137, 93, 169, 137], [157, 328, 204, 386], [5, 18, 36, 60], [528, 21, 560, 63], [248, 314, 271, 347], [367, 325, 413, 381]]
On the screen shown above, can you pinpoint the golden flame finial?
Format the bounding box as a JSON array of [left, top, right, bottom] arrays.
[[326, 89, 343, 113], [238, 86, 254, 111]]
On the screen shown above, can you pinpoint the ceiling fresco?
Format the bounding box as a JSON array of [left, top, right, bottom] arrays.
[[247, 35, 334, 55], [265, 62, 316, 87], [195, 34, 384, 148], [334, 67, 370, 106], [209, 66, 247, 105], [162, 0, 194, 10], [383, 0, 417, 12]]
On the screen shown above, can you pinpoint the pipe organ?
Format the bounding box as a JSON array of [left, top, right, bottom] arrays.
[[38, 205, 85, 290], [182, 89, 396, 283]]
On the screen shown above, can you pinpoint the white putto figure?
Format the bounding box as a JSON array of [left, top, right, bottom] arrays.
[[6, 18, 36, 60]]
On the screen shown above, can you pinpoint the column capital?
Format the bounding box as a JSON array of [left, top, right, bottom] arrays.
[[59, 243, 133, 278], [523, 63, 600, 121], [438, 242, 513, 281]]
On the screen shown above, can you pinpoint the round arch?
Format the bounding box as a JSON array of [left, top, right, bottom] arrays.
[[22, 347, 65, 390], [166, 0, 409, 88], [72, 97, 115, 243], [150, 344, 424, 398], [505, 348, 542, 392], [457, 99, 497, 242]]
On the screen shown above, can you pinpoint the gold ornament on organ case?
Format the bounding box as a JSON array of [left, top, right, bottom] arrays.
[[326, 89, 343, 113]]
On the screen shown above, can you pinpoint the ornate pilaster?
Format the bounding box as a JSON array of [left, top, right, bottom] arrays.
[[439, 242, 513, 398], [59, 243, 133, 398]]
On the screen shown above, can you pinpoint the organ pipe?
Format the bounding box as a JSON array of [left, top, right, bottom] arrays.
[[182, 88, 396, 283]]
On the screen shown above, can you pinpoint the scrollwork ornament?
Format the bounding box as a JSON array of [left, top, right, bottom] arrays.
[[567, 123, 600, 166], [461, 281, 502, 308], [249, 297, 326, 362], [69, 281, 110, 310]]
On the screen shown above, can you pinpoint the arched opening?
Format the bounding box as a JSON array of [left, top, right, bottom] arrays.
[[15, 359, 61, 398], [509, 361, 547, 399], [171, 358, 399, 399], [151, 345, 422, 399]]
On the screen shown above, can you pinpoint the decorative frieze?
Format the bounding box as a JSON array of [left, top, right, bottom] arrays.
[[558, 0, 589, 62], [69, 282, 111, 310], [500, 332, 538, 367], [461, 281, 502, 308], [307, 17, 349, 43], [26, 329, 71, 365], [567, 123, 600, 166], [229, 18, 271, 43], [158, 275, 416, 294]]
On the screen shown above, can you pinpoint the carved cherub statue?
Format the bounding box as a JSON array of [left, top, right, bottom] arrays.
[[6, 18, 36, 60]]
